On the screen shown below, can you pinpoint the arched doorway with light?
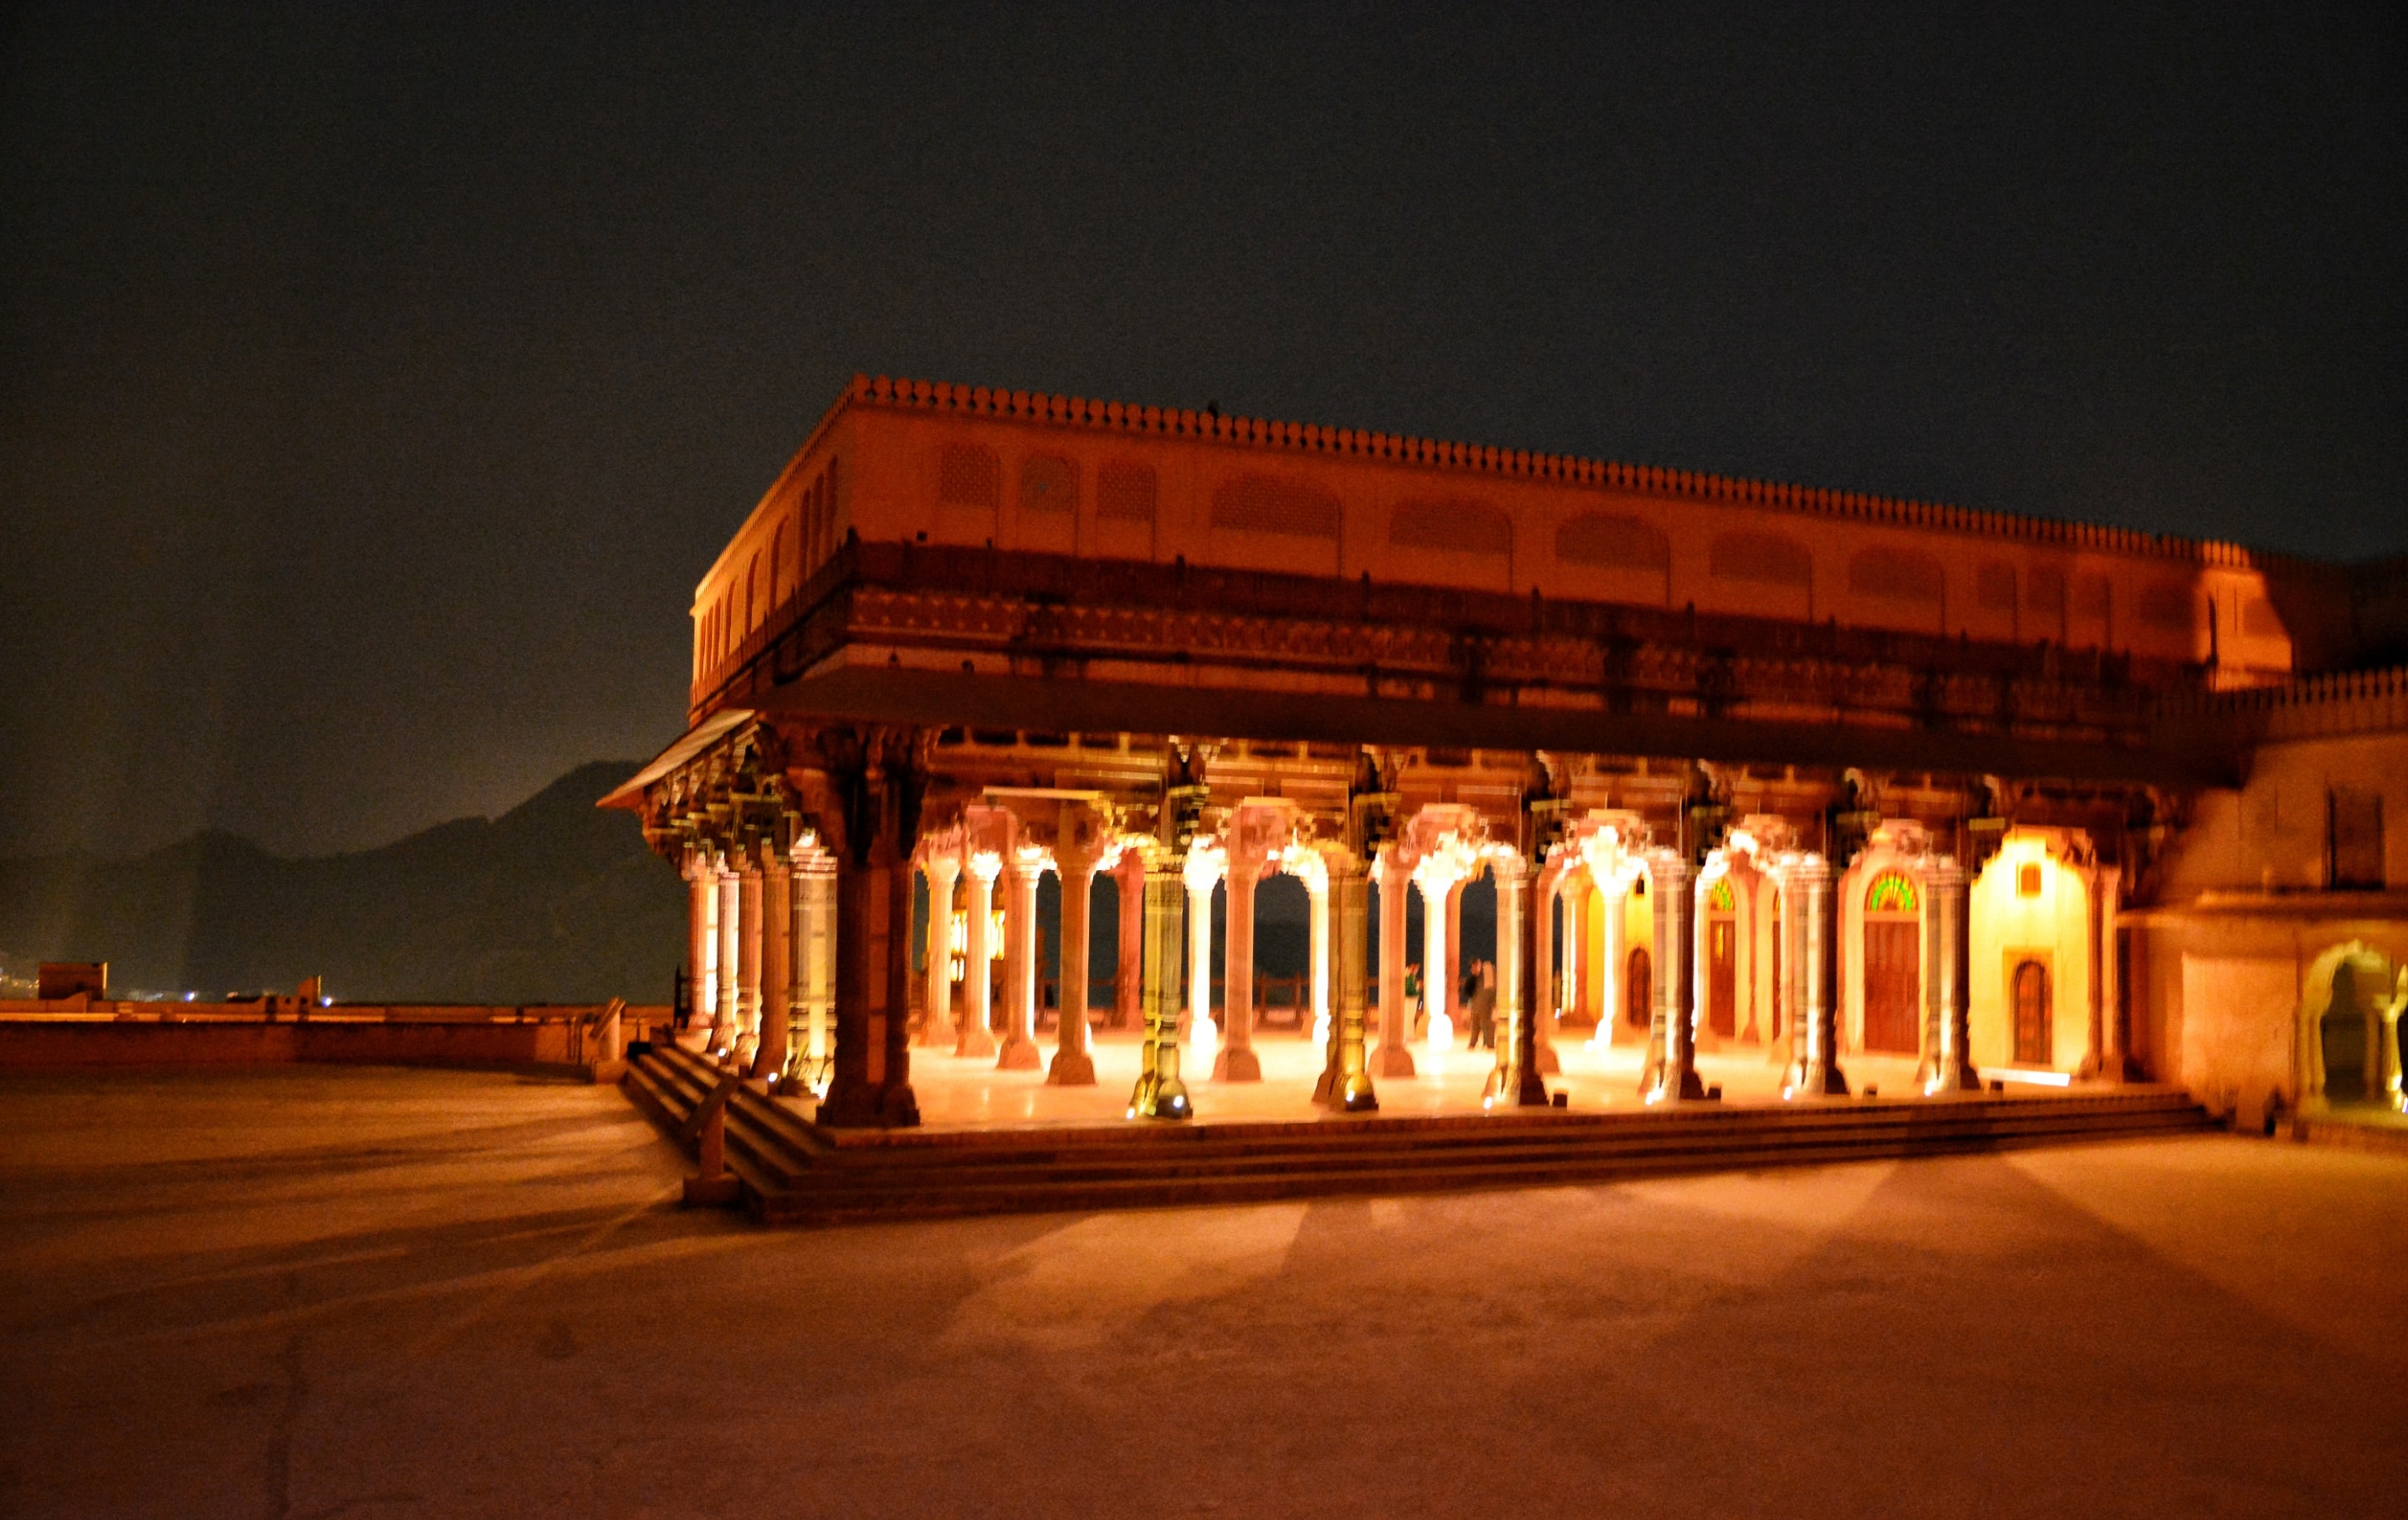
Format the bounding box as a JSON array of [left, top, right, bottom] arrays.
[[1860, 870, 1923, 1055]]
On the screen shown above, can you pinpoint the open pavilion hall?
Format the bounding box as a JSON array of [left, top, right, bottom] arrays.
[[604, 376, 2408, 1180]]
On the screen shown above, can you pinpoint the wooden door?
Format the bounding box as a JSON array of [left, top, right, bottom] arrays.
[[1862, 920, 1920, 1053], [1624, 947, 1652, 1030], [2012, 960, 2052, 1066], [1707, 920, 1737, 1038]]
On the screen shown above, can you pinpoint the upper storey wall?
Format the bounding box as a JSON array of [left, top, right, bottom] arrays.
[[690, 377, 2314, 703]]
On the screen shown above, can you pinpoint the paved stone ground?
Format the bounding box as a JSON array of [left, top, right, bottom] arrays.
[[3, 1067, 2404, 1520]]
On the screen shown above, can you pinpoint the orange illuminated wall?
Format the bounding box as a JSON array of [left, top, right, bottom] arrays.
[[689, 376, 2315, 704]]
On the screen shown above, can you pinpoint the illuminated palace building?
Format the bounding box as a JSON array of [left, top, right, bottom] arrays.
[[606, 377, 2407, 1143]]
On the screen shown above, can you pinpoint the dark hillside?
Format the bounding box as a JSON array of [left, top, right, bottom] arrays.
[[0, 762, 682, 1003]]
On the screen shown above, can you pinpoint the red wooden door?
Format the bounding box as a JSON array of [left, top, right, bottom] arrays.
[[1707, 920, 1736, 1038], [1862, 920, 1920, 1053], [2012, 960, 2052, 1066], [1624, 948, 1652, 1030]]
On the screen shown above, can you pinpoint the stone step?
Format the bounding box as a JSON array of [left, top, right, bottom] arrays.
[[745, 1101, 2208, 1195], [765, 1113, 2196, 1192], [626, 1045, 830, 1180], [774, 1090, 2205, 1170], [749, 1108, 2213, 1226]]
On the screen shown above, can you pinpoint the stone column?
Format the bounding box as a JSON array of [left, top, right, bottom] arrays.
[[734, 864, 764, 1064], [1532, 873, 1562, 1075], [1420, 868, 1449, 1040], [1049, 853, 1098, 1086], [821, 844, 878, 1125], [996, 852, 1042, 1070], [687, 860, 718, 1036], [1129, 848, 1194, 1119], [1920, 857, 1978, 1094], [1597, 876, 1628, 1047], [789, 847, 836, 1093], [1444, 879, 1466, 1025], [1114, 857, 1145, 1030], [1487, 851, 1547, 1106], [750, 847, 792, 1081], [1185, 853, 1218, 1054], [879, 828, 921, 1127], [918, 855, 959, 1048], [1216, 862, 1263, 1081], [957, 853, 999, 1058], [1374, 850, 1416, 1077], [1313, 852, 1378, 1111], [1641, 853, 1705, 1102], [816, 735, 924, 1129], [2083, 866, 2126, 1082], [713, 867, 740, 1057], [1787, 854, 1849, 1097]]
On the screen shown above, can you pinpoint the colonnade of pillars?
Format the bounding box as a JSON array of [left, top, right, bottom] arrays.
[[683, 828, 1985, 1124], [683, 844, 837, 1090]]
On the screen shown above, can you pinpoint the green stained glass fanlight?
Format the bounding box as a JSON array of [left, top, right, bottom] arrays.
[[1707, 878, 1736, 914], [1866, 872, 1919, 914]]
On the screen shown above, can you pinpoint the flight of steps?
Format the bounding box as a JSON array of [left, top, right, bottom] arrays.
[[623, 1040, 2216, 1227]]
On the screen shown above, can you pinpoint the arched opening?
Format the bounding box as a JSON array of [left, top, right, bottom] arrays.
[[1862, 871, 1921, 1053], [1459, 873, 1499, 1048], [1254, 872, 1313, 1034], [2012, 959, 2052, 1066], [1033, 869, 1061, 1028], [1184, 878, 1229, 1014], [1080, 870, 1113, 1020], [1705, 877, 1738, 1041], [2320, 960, 2375, 1105]]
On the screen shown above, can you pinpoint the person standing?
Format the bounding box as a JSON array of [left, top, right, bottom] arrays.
[[1465, 960, 1497, 1050]]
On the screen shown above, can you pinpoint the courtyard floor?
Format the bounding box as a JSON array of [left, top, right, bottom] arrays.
[[4, 1065, 2403, 1519]]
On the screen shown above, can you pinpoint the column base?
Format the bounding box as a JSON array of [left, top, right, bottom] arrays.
[[1639, 1053, 1709, 1103], [1313, 1073, 1378, 1112], [1534, 1042, 1562, 1075], [2078, 1049, 2140, 1085], [917, 1018, 956, 1049], [1485, 1067, 1550, 1107], [1922, 1058, 1982, 1095], [956, 1025, 998, 1059], [1212, 1046, 1263, 1082], [1128, 1073, 1193, 1120], [994, 1033, 1042, 1071], [1785, 1064, 1851, 1099], [1046, 1049, 1097, 1086], [1375, 1041, 1418, 1078], [818, 1086, 884, 1128], [877, 1082, 921, 1127]]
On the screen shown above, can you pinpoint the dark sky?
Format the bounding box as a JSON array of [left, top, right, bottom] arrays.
[[3, 3, 2402, 859]]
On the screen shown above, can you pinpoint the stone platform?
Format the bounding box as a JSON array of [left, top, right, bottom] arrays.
[[626, 1029, 2214, 1226]]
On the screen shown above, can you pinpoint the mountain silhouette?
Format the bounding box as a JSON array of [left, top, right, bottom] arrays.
[[0, 762, 683, 1004]]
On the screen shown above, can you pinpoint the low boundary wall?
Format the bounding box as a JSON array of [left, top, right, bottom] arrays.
[[0, 1001, 672, 1080]]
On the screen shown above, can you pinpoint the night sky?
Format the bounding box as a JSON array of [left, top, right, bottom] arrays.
[[3, 3, 2401, 859]]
